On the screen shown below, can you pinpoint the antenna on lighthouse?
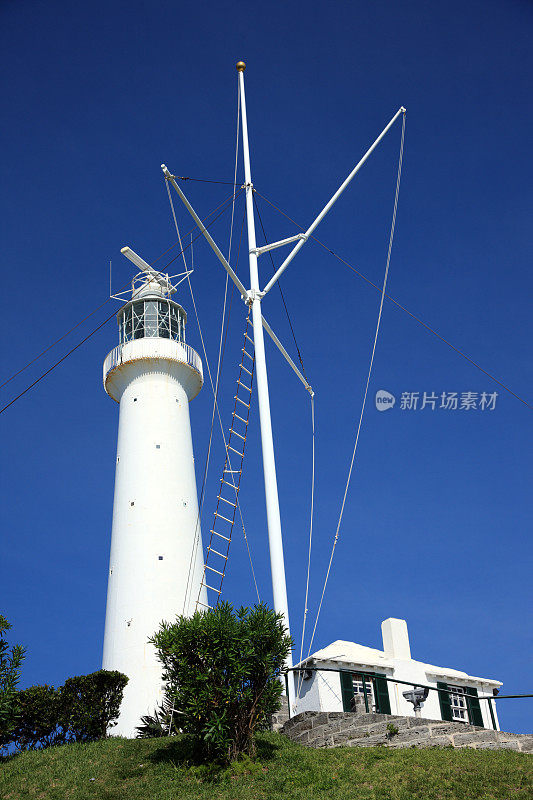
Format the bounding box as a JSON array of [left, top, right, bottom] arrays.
[[120, 246, 168, 284], [110, 246, 193, 302]]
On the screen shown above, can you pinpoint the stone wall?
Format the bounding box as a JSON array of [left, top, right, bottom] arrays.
[[282, 710, 533, 752], [270, 695, 290, 733]]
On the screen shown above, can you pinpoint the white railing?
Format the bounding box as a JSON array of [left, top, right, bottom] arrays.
[[103, 338, 203, 385], [103, 344, 123, 380]]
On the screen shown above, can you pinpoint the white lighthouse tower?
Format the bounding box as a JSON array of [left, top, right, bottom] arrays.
[[102, 247, 207, 737]]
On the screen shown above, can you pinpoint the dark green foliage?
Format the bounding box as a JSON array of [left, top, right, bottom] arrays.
[[0, 615, 25, 752], [60, 670, 129, 742], [136, 696, 181, 738], [386, 722, 399, 738], [149, 602, 292, 762], [8, 670, 128, 751], [10, 685, 62, 751]]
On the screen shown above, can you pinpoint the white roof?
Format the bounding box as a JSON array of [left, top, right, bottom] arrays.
[[299, 639, 502, 687], [302, 640, 393, 669]]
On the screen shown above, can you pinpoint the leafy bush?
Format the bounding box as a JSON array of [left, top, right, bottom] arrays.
[[60, 670, 129, 742], [10, 685, 62, 750], [0, 615, 25, 752], [8, 670, 128, 751], [136, 696, 181, 738], [149, 602, 292, 762]]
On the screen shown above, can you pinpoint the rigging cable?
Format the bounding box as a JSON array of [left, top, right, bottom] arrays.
[[166, 82, 255, 611], [251, 192, 317, 687], [165, 97, 261, 606], [224, 84, 262, 602], [0, 191, 242, 416], [152, 191, 244, 267], [1, 189, 242, 394], [304, 111, 406, 664], [0, 308, 120, 415], [253, 191, 532, 412], [296, 393, 315, 699], [166, 186, 260, 607], [252, 194, 309, 381], [165, 180, 234, 613], [0, 297, 112, 392], [171, 175, 239, 186]]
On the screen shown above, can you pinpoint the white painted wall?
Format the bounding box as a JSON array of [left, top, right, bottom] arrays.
[[317, 668, 344, 712], [294, 667, 345, 715], [388, 659, 440, 718], [293, 670, 322, 714], [102, 340, 206, 737], [296, 661, 500, 730]]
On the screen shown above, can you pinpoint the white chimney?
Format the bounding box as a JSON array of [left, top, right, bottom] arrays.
[[381, 618, 411, 660]]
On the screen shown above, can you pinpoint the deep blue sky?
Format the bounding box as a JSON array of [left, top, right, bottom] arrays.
[[1, 0, 531, 734]]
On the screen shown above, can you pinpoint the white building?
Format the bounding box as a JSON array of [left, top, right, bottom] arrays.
[[102, 267, 207, 737], [294, 618, 501, 730]]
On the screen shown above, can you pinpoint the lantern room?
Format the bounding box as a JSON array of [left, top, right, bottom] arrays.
[[116, 295, 187, 346]]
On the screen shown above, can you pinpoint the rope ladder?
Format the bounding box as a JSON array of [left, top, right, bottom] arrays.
[[196, 311, 255, 610]]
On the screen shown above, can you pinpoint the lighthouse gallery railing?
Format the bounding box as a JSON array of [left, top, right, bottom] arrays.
[[103, 339, 203, 384]]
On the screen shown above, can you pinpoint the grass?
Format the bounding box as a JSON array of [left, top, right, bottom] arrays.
[[1, 732, 531, 800]]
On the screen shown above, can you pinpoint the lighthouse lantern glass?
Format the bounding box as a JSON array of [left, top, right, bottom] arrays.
[[119, 299, 186, 345]]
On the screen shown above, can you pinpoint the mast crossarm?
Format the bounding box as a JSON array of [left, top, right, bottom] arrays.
[[161, 164, 249, 301], [251, 233, 307, 257], [261, 314, 314, 396], [261, 106, 406, 297]]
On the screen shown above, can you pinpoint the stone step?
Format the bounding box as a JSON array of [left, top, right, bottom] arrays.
[[281, 710, 533, 752]]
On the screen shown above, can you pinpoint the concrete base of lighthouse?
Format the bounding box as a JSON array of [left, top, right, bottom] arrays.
[[103, 338, 207, 737]]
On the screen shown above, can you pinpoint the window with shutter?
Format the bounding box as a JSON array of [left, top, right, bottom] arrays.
[[437, 681, 453, 721], [340, 671, 391, 714], [440, 683, 484, 725], [350, 674, 374, 711], [373, 674, 392, 714], [465, 686, 484, 727], [340, 670, 355, 712]]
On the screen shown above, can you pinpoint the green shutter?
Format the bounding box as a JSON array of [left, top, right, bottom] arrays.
[[437, 681, 453, 721], [340, 671, 354, 712], [373, 674, 391, 714], [466, 687, 484, 727]]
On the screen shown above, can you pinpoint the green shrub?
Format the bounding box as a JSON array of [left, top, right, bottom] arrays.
[[149, 602, 292, 762], [60, 670, 129, 742], [8, 670, 128, 751], [136, 696, 180, 738], [0, 615, 25, 752], [10, 685, 62, 750]]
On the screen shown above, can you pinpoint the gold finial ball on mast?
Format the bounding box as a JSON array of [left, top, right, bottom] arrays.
[[236, 61, 246, 72]]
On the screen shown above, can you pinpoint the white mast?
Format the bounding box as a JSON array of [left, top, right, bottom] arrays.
[[236, 61, 294, 686], [162, 67, 404, 710]]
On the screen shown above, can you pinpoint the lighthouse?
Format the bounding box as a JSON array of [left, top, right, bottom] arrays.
[[102, 247, 207, 737]]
